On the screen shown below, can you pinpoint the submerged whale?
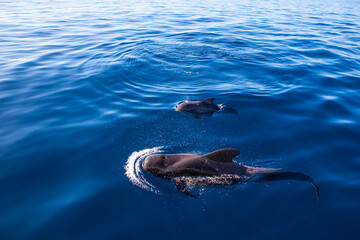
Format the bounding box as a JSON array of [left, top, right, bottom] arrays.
[[176, 97, 239, 119], [142, 148, 320, 206]]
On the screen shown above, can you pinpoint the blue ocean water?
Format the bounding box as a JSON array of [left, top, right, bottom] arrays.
[[1, 0, 360, 239]]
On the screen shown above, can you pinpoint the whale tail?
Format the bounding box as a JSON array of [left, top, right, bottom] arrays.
[[219, 106, 240, 120], [253, 170, 320, 207]]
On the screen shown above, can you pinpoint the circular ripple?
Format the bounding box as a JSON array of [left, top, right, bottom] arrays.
[[80, 35, 304, 107], [124, 146, 164, 194]]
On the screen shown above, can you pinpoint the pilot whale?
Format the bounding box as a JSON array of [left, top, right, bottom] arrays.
[[142, 148, 320, 206], [176, 97, 239, 119]]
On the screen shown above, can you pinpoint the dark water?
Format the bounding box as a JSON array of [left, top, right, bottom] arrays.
[[1, 0, 360, 239]]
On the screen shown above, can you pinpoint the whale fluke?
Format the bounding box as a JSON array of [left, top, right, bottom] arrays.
[[219, 107, 240, 120], [253, 169, 320, 207]]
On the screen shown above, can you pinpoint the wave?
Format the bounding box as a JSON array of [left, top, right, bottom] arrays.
[[124, 146, 164, 194]]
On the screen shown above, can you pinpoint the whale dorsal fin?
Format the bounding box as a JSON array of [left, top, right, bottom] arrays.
[[201, 97, 215, 104], [204, 149, 240, 163]]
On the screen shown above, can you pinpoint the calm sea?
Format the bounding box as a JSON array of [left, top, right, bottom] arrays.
[[1, 0, 360, 239]]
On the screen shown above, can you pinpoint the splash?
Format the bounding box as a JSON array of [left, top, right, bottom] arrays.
[[124, 147, 164, 193], [175, 175, 250, 187]]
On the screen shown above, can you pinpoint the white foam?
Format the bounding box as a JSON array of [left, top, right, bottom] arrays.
[[124, 147, 164, 193]]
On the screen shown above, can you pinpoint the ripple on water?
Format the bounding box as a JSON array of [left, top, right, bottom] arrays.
[[125, 147, 164, 194], [1, 0, 360, 239], [79, 37, 309, 111]]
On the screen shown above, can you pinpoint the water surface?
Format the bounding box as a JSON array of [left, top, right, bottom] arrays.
[[1, 0, 360, 239]]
